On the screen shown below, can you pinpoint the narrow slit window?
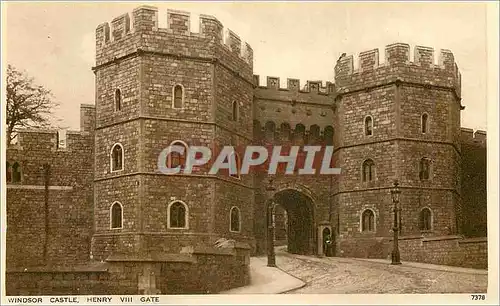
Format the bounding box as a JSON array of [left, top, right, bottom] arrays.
[[421, 113, 429, 134], [419, 158, 430, 180], [115, 89, 122, 111], [230, 207, 241, 232], [111, 144, 124, 172], [232, 101, 239, 121], [362, 159, 375, 182], [173, 85, 184, 109], [365, 116, 373, 136], [229, 153, 241, 179]]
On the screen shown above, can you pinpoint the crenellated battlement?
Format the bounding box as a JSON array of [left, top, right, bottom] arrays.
[[253, 75, 335, 95], [335, 43, 459, 76], [8, 128, 92, 152], [335, 43, 461, 97], [95, 6, 253, 67], [460, 128, 487, 146]]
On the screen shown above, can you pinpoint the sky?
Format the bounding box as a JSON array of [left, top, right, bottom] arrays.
[[4, 2, 489, 131]]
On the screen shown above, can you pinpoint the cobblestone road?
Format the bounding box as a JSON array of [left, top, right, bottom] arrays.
[[274, 248, 488, 294]]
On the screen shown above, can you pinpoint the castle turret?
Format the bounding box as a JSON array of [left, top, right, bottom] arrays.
[[92, 6, 255, 260], [334, 43, 463, 257]]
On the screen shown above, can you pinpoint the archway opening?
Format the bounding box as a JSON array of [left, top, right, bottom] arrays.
[[274, 189, 314, 255]]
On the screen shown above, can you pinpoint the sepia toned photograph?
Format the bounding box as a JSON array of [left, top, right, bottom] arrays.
[[1, 1, 498, 305]]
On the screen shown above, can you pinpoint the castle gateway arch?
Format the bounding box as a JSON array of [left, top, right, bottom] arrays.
[[273, 188, 316, 255]]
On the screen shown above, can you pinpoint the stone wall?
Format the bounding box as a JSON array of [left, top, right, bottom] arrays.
[[253, 75, 335, 131], [5, 263, 134, 296], [394, 235, 488, 269], [6, 127, 94, 269], [338, 235, 487, 269], [338, 237, 388, 259], [92, 173, 254, 259], [6, 246, 250, 296], [159, 245, 251, 294], [460, 128, 487, 237]]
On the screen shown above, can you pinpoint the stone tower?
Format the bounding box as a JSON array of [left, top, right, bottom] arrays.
[[334, 44, 463, 257], [91, 6, 255, 260]]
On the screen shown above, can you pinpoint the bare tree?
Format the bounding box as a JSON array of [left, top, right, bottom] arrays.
[[6, 65, 59, 145]]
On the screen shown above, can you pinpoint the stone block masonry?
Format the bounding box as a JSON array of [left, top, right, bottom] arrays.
[[460, 128, 487, 237], [338, 235, 487, 269], [5, 4, 488, 295], [393, 235, 487, 269], [6, 245, 250, 295], [332, 41, 469, 264], [92, 4, 255, 264], [89, 5, 254, 295], [6, 126, 94, 269]]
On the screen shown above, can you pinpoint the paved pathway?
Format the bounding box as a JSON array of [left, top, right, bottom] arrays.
[[275, 248, 488, 294], [221, 256, 305, 294]]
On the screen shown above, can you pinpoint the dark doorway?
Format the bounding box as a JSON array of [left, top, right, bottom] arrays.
[[322, 227, 332, 257], [274, 189, 314, 255]]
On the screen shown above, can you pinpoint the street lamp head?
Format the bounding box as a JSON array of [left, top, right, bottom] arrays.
[[391, 180, 401, 203]]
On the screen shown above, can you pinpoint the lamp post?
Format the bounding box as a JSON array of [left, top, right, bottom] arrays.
[[266, 178, 277, 267], [390, 180, 402, 265]]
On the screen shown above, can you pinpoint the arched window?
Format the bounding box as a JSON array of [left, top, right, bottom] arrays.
[[229, 152, 241, 179], [230, 206, 241, 232], [364, 116, 373, 136], [294, 124, 305, 144], [419, 158, 430, 180], [104, 23, 110, 42], [232, 101, 239, 122], [419, 208, 432, 231], [168, 140, 188, 169], [324, 125, 334, 146], [173, 84, 184, 109], [362, 159, 375, 182], [6, 162, 12, 183], [264, 121, 276, 142], [110, 202, 123, 229], [361, 209, 375, 232], [421, 113, 429, 134], [168, 201, 188, 229], [110, 143, 124, 172], [114, 89, 122, 111], [281, 122, 291, 141], [12, 162, 21, 183], [309, 125, 320, 144]]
